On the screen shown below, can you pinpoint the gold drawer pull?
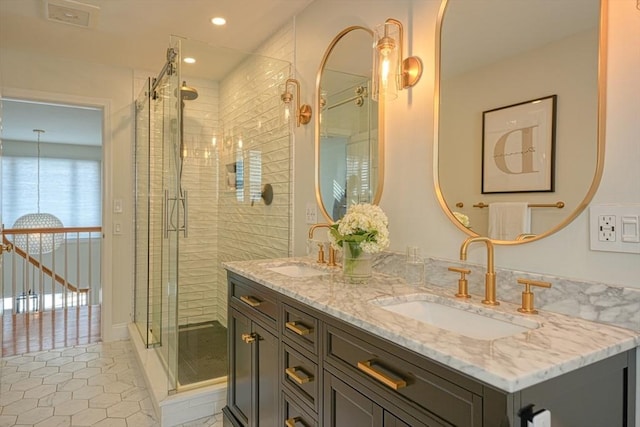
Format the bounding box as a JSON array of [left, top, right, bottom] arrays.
[[285, 321, 312, 336], [285, 417, 305, 427], [240, 295, 261, 307], [357, 360, 407, 390], [285, 366, 314, 385], [241, 333, 256, 344]]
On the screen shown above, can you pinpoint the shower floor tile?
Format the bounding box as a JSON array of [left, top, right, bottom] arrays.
[[178, 321, 228, 386]]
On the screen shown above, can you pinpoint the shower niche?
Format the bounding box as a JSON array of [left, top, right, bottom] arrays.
[[134, 36, 293, 395]]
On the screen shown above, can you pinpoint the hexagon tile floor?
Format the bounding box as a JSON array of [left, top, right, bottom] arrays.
[[0, 340, 223, 427]]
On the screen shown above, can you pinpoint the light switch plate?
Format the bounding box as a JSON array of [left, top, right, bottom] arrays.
[[113, 199, 123, 213]]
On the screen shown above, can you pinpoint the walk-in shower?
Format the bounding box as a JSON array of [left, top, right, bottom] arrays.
[[133, 35, 293, 408]]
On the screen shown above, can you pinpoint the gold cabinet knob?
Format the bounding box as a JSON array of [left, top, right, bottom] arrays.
[[241, 333, 256, 344], [516, 279, 552, 314], [448, 266, 471, 298]]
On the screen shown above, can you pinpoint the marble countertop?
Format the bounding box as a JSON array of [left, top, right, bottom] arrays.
[[223, 257, 640, 393]]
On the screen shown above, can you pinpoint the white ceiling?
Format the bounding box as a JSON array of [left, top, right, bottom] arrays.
[[0, 0, 314, 145]]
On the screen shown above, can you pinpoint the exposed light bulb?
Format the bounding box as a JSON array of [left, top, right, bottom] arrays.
[[283, 103, 292, 124], [380, 57, 391, 92]]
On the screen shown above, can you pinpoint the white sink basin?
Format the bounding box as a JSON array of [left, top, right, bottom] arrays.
[[267, 264, 328, 278], [374, 298, 539, 340]]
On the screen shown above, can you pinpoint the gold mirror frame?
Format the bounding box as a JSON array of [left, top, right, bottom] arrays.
[[315, 26, 385, 223], [433, 0, 607, 245]]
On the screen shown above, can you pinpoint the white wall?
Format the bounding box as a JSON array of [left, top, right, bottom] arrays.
[[292, 0, 640, 289]]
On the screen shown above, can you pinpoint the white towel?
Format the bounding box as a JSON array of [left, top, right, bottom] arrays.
[[488, 202, 531, 240]]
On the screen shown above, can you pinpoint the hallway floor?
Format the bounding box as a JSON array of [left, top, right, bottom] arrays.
[[0, 340, 223, 427], [2, 306, 102, 357]]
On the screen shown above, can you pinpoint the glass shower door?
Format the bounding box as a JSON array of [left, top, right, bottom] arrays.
[[159, 67, 181, 392], [134, 78, 152, 347], [133, 64, 181, 392]]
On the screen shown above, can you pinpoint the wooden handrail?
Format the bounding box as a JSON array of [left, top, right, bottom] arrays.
[[3, 226, 102, 235], [2, 234, 91, 294]]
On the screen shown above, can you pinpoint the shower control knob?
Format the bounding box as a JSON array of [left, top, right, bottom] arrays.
[[241, 333, 256, 344]]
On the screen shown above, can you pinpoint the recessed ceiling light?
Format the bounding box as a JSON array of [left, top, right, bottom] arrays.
[[211, 16, 226, 26], [183, 57, 196, 64]]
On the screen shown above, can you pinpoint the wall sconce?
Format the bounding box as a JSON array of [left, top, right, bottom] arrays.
[[372, 18, 423, 101], [281, 78, 312, 127]]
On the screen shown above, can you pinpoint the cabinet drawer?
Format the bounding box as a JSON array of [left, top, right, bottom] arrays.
[[282, 391, 318, 427], [229, 275, 277, 328], [282, 303, 318, 356], [282, 344, 319, 413], [325, 325, 482, 427]]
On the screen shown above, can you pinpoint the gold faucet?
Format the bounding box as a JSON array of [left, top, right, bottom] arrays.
[[459, 236, 498, 305], [308, 223, 337, 266]]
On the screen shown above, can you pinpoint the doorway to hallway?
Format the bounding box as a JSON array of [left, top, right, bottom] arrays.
[[0, 98, 104, 356]]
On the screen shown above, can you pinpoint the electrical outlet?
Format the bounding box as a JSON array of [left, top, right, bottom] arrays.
[[590, 204, 640, 253], [598, 215, 616, 241], [305, 203, 317, 224]]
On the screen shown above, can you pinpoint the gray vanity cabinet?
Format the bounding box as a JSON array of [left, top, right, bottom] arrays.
[[223, 271, 636, 427], [224, 275, 279, 427]]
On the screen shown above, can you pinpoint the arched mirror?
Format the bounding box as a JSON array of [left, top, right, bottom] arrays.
[[315, 26, 383, 222], [435, 0, 606, 244]]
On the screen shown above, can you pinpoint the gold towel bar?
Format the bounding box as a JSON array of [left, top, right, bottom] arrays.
[[462, 201, 565, 209]]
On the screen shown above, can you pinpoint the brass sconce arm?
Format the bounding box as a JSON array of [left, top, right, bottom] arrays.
[[281, 78, 312, 127]]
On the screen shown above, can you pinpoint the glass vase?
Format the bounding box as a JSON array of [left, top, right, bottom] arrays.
[[342, 241, 372, 283]]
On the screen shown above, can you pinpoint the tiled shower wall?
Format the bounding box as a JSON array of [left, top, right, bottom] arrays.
[[216, 23, 296, 326], [177, 77, 221, 326]]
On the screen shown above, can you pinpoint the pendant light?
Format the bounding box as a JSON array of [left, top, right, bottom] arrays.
[[12, 129, 64, 254]]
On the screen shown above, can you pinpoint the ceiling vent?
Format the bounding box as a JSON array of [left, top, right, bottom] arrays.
[[45, 0, 100, 29]]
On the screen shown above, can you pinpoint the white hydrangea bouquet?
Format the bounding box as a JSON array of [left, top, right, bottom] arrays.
[[328, 203, 390, 255], [328, 203, 390, 282]]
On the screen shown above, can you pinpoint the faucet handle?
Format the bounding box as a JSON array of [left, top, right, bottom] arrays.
[[448, 266, 471, 299], [326, 245, 337, 267], [516, 278, 552, 314], [316, 243, 326, 264]]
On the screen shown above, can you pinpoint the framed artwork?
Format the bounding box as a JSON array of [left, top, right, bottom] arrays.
[[482, 95, 557, 193]]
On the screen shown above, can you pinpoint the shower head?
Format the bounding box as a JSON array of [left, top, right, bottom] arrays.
[[180, 81, 198, 101]]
